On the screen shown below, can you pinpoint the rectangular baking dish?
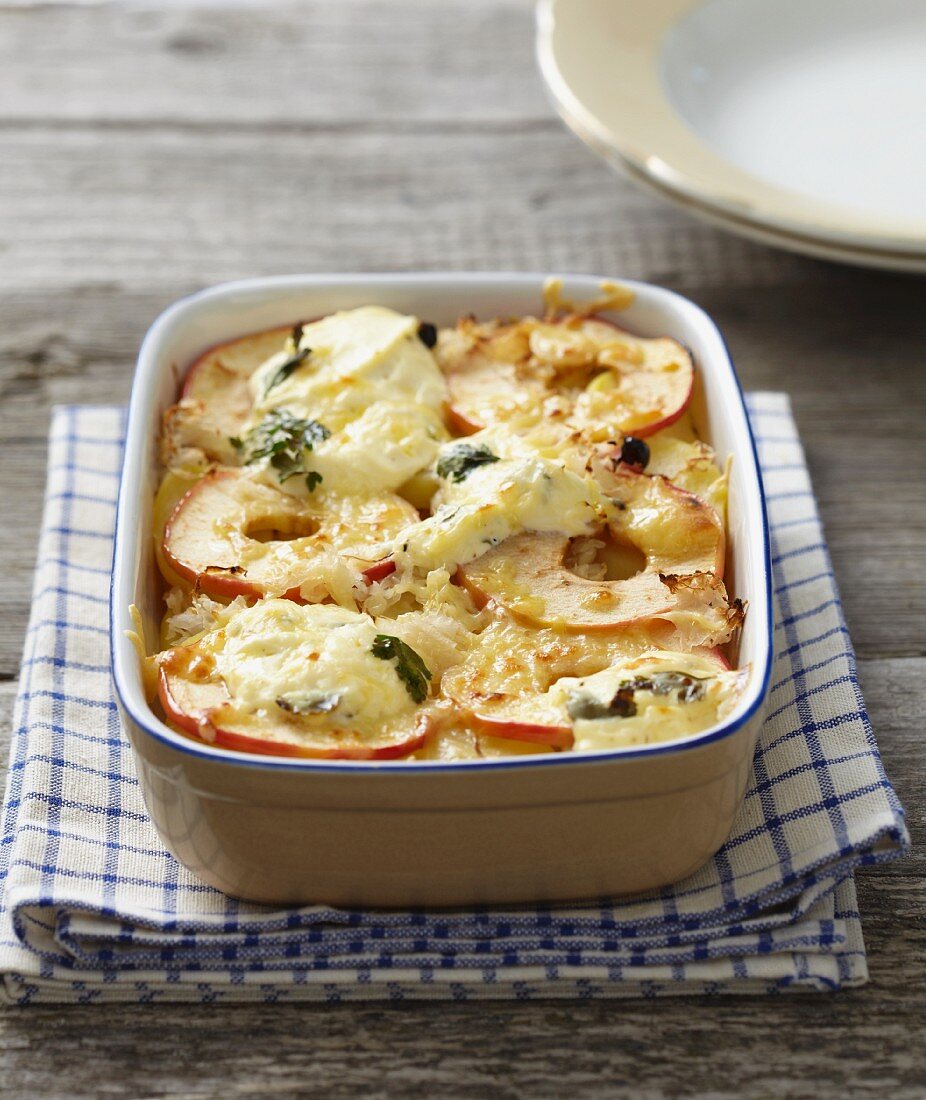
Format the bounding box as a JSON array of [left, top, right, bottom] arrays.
[[110, 273, 772, 907]]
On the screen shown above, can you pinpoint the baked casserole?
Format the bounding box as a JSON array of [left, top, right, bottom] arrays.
[[145, 282, 747, 762]]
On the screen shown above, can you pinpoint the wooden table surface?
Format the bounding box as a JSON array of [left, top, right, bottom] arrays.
[[0, 1, 924, 1095]]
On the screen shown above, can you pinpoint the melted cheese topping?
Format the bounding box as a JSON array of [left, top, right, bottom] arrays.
[[246, 307, 448, 495], [547, 650, 743, 751], [214, 600, 418, 731], [249, 306, 447, 417], [156, 296, 745, 761], [394, 453, 602, 573], [308, 401, 445, 497]]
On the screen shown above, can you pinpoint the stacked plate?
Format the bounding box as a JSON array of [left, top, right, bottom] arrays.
[[536, 0, 926, 271]]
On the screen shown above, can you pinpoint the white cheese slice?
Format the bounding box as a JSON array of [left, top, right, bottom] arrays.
[[394, 456, 602, 574], [245, 307, 449, 494], [548, 650, 743, 751], [249, 306, 447, 420], [213, 600, 418, 731]]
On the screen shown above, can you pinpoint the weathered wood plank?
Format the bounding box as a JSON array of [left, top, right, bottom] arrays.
[[0, 0, 546, 127], [1, 993, 925, 1100], [0, 125, 812, 295]]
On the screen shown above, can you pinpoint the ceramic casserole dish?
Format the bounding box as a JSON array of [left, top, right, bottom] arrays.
[[110, 273, 772, 907]]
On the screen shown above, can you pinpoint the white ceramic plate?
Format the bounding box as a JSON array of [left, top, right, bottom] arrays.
[[537, 0, 926, 271]]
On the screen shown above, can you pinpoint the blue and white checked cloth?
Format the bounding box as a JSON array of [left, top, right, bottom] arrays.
[[0, 396, 908, 1004]]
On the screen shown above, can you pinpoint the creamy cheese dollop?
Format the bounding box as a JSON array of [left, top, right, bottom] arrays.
[[246, 307, 449, 495], [249, 306, 447, 415], [548, 650, 743, 751], [309, 401, 445, 497], [213, 599, 419, 731], [393, 452, 603, 574]]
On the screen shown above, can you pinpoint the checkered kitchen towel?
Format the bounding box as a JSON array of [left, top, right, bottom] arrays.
[[0, 395, 908, 1004]]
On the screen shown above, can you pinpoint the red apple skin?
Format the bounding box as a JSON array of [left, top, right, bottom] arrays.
[[180, 342, 227, 398], [158, 663, 223, 738], [468, 709, 574, 749], [169, 321, 328, 468], [180, 323, 304, 398], [362, 558, 397, 583], [587, 317, 694, 438], [209, 724, 429, 761], [448, 378, 694, 440], [158, 666, 428, 760], [458, 463, 724, 634], [706, 645, 732, 671], [444, 403, 482, 436], [161, 481, 263, 600], [442, 316, 693, 438], [164, 469, 417, 602], [621, 381, 692, 439]]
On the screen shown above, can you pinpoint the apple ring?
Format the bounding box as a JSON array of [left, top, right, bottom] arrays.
[[162, 468, 419, 600], [161, 326, 294, 469], [444, 644, 737, 751], [158, 601, 431, 759], [440, 316, 694, 438], [458, 467, 723, 632]]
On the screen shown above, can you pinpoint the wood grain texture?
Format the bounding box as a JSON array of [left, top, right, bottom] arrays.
[[0, 126, 812, 294], [0, 0, 924, 1096], [0, 0, 548, 127]]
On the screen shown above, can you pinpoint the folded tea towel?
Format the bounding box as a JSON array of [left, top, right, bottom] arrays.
[[0, 395, 908, 1004]]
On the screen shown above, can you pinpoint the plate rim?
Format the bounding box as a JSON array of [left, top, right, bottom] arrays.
[[536, 0, 926, 257]]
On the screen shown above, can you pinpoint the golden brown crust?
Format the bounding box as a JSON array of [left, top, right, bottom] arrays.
[[153, 305, 744, 760]]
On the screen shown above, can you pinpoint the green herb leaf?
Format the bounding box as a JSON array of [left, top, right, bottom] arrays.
[[566, 672, 707, 722], [304, 470, 323, 493], [370, 634, 431, 703], [265, 349, 310, 394], [436, 442, 500, 483], [276, 691, 341, 715], [263, 325, 311, 394], [567, 687, 637, 721], [233, 409, 329, 489], [639, 671, 707, 703]]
